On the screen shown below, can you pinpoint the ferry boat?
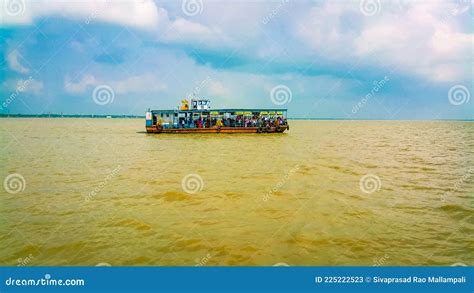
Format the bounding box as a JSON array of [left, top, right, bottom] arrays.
[[145, 99, 289, 134]]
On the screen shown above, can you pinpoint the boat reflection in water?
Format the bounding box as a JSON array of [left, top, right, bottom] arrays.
[[146, 99, 289, 134]]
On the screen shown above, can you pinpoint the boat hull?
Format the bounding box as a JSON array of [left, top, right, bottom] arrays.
[[146, 126, 288, 134]]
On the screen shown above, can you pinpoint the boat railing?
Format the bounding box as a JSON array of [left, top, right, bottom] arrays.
[[156, 118, 287, 129]]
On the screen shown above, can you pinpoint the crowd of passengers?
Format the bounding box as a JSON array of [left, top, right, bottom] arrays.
[[157, 115, 288, 129]]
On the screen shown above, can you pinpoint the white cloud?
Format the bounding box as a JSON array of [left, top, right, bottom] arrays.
[[207, 81, 230, 97], [0, 0, 165, 30], [0, 0, 233, 48], [354, 2, 472, 82], [2, 0, 472, 85], [112, 73, 167, 94], [161, 18, 231, 47], [7, 50, 30, 73], [296, 0, 473, 82], [64, 73, 167, 94], [25, 78, 43, 93], [2, 77, 44, 94], [64, 74, 98, 93]]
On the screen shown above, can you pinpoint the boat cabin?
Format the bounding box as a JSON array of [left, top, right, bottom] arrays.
[[146, 99, 288, 133]]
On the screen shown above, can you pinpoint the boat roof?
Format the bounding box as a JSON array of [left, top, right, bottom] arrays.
[[151, 108, 287, 113]]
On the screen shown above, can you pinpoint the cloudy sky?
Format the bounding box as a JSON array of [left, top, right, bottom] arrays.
[[0, 0, 472, 119]]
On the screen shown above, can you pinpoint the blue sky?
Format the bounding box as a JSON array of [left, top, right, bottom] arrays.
[[0, 0, 473, 119]]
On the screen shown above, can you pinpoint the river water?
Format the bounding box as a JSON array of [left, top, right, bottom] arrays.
[[1, 119, 473, 266]]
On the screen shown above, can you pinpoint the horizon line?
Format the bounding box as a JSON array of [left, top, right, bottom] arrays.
[[0, 114, 473, 121]]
